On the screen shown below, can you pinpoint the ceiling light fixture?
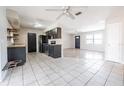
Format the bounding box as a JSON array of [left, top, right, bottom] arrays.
[[34, 23, 43, 28]]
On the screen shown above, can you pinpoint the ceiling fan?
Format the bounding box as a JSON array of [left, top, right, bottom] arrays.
[[46, 6, 82, 20]]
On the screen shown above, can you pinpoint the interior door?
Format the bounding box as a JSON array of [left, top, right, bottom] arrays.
[[28, 33, 37, 52], [75, 36, 80, 49]]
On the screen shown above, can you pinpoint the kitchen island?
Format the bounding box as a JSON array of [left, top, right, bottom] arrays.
[[48, 44, 61, 58], [7, 44, 26, 66]]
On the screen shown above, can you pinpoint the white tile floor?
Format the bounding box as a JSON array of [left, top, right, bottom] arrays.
[[0, 49, 124, 86]]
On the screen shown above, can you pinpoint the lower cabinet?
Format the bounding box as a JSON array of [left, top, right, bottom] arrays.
[[48, 45, 61, 58], [7, 47, 26, 66]]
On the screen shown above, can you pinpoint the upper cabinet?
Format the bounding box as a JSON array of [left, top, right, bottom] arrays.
[[46, 27, 61, 39]]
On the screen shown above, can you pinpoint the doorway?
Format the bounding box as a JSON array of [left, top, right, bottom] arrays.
[[28, 33, 37, 52], [75, 36, 80, 49]]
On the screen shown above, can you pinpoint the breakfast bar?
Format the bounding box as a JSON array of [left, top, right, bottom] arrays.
[[7, 44, 26, 66]]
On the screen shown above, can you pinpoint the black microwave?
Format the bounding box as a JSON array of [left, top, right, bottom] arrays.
[[51, 41, 56, 44]]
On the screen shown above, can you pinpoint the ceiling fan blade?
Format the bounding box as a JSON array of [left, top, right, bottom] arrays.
[[56, 13, 65, 20], [45, 9, 65, 11], [66, 12, 75, 19]]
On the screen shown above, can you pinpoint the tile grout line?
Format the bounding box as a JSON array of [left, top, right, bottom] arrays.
[[67, 61, 102, 85], [54, 58, 102, 85], [35, 53, 64, 85], [7, 68, 14, 86], [31, 53, 55, 85], [83, 62, 106, 86], [38, 53, 78, 86], [27, 54, 40, 86], [29, 54, 41, 86], [38, 54, 81, 85], [25, 53, 123, 86], [31, 53, 57, 85], [44, 63, 68, 85], [45, 54, 86, 73], [22, 65, 24, 86], [29, 53, 123, 86], [103, 63, 115, 86]]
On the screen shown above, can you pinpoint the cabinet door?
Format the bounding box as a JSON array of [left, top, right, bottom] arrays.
[[56, 28, 61, 38], [105, 23, 122, 62], [54, 45, 61, 58], [48, 46, 54, 57]]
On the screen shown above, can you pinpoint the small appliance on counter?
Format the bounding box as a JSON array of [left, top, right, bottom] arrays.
[[50, 41, 56, 45]]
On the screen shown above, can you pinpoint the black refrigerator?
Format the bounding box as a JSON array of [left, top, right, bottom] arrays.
[[38, 35, 48, 53]]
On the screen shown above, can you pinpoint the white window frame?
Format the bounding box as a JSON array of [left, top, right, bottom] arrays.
[[86, 34, 94, 44], [94, 33, 103, 45], [86, 33, 103, 45]]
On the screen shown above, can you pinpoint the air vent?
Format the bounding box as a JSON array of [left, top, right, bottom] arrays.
[[75, 12, 82, 16]]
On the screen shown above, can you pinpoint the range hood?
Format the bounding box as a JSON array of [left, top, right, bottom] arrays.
[[6, 9, 20, 29]]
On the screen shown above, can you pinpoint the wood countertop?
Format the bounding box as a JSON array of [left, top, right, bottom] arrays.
[[7, 44, 26, 48]]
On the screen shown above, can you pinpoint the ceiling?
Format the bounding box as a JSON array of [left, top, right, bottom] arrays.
[[6, 6, 117, 33]]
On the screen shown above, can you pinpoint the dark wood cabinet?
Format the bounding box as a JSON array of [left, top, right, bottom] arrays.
[[56, 27, 61, 38], [43, 43, 48, 54], [48, 45, 61, 58], [46, 27, 61, 39], [7, 47, 26, 66], [38, 35, 48, 53]]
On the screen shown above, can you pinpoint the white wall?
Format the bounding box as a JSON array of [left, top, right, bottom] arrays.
[[17, 28, 44, 53], [0, 7, 8, 81], [105, 7, 124, 64], [61, 30, 105, 52], [80, 30, 105, 52], [63, 32, 75, 49]]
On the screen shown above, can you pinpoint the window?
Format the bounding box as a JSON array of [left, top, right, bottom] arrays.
[[94, 33, 103, 45], [86, 33, 103, 45], [86, 34, 93, 44]]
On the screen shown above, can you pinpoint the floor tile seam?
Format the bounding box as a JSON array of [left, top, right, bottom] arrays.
[[104, 63, 115, 86], [67, 61, 100, 85], [27, 55, 40, 86], [83, 62, 106, 86], [7, 68, 14, 86], [31, 54, 62, 85]]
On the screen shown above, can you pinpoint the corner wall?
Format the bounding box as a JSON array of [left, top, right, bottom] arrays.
[[0, 7, 8, 81]]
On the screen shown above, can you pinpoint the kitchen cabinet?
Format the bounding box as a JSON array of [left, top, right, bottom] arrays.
[[55, 27, 61, 39], [43, 43, 48, 54], [38, 35, 48, 53], [48, 45, 61, 58], [46, 27, 61, 39], [7, 46, 26, 66]]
